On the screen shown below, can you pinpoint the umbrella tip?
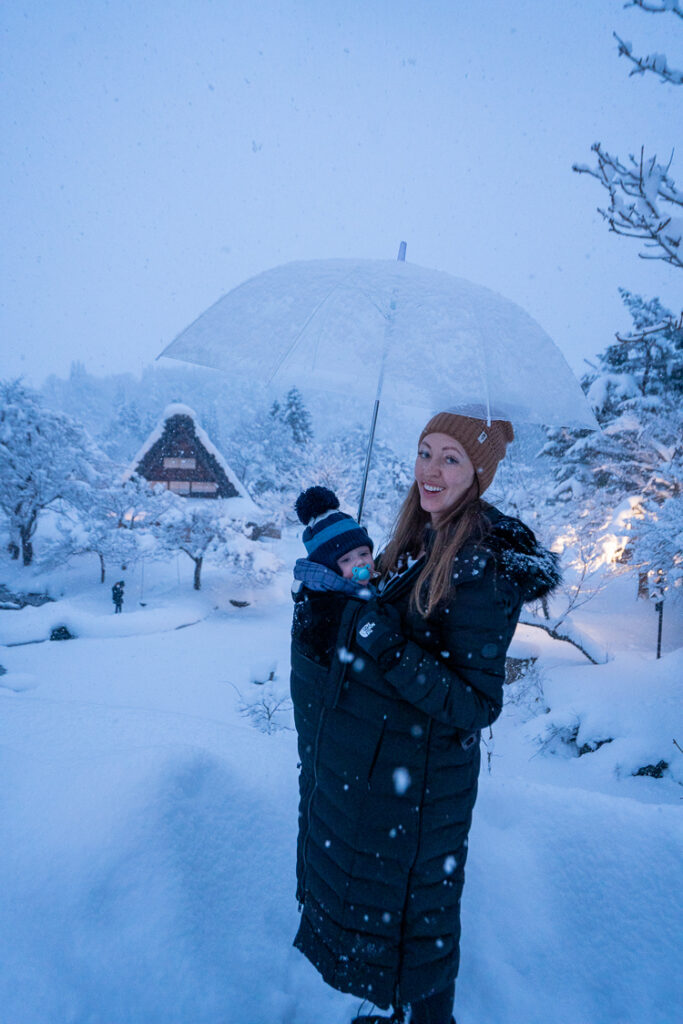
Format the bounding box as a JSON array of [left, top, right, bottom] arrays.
[[397, 241, 407, 262]]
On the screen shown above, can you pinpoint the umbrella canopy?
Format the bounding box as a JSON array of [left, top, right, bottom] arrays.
[[160, 258, 597, 429]]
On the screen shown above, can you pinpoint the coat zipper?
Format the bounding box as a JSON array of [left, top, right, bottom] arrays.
[[377, 555, 425, 604], [393, 716, 433, 1008], [367, 715, 387, 789]]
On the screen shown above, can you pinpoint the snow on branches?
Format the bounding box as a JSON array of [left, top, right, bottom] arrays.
[[573, 146, 683, 268], [574, 0, 682, 267], [42, 476, 176, 583], [619, 1, 683, 84], [0, 380, 106, 565], [613, 31, 683, 85], [623, 1, 683, 24], [151, 500, 279, 591], [593, 290, 683, 409], [540, 292, 682, 594]]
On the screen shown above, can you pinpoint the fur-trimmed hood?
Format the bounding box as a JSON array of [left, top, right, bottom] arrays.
[[476, 505, 561, 602], [424, 504, 562, 604]]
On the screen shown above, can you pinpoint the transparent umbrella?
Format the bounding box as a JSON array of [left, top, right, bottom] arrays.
[[160, 249, 597, 518]]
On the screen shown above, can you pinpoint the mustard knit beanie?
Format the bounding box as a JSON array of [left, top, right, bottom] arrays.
[[419, 412, 514, 496]]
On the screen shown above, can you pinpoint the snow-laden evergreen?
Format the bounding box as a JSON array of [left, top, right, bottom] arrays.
[[539, 291, 682, 593]]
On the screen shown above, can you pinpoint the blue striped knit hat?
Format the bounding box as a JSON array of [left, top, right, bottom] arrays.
[[295, 486, 373, 573]]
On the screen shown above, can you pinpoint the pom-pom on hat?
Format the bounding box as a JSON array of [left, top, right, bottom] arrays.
[[295, 486, 373, 573], [419, 412, 514, 496]]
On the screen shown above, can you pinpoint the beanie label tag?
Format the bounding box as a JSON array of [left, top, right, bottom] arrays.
[[477, 431, 488, 444]]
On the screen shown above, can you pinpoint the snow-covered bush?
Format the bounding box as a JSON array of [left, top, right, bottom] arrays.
[[504, 658, 549, 721], [526, 648, 683, 787], [238, 687, 293, 734]]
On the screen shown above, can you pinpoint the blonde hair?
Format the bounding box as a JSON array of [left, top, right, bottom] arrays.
[[380, 478, 489, 618]]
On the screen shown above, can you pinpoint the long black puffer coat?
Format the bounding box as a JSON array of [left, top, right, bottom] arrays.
[[290, 505, 559, 1010]]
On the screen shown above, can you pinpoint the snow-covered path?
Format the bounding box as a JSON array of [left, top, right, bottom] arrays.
[[0, 568, 681, 1024]]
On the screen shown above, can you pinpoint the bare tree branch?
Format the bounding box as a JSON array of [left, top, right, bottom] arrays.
[[614, 31, 683, 84], [573, 145, 683, 268], [518, 616, 604, 665], [615, 310, 683, 343], [624, 1, 683, 19]]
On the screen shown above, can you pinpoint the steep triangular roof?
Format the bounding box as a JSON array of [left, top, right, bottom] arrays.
[[125, 403, 258, 513]]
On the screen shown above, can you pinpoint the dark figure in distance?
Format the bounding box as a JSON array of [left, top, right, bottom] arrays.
[[112, 580, 125, 614]]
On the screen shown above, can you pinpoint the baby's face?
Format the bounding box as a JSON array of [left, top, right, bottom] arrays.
[[336, 544, 375, 580]]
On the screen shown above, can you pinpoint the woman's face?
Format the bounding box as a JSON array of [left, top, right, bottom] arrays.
[[415, 432, 475, 525]]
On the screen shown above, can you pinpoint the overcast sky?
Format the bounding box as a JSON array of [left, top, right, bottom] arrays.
[[1, 0, 680, 387]]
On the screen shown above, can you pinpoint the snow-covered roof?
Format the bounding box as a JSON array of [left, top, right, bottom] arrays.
[[124, 403, 258, 512]]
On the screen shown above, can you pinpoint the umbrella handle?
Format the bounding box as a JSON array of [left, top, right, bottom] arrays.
[[356, 398, 380, 525]]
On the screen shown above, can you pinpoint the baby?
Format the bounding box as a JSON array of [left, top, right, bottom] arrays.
[[295, 485, 375, 582], [291, 486, 375, 665]]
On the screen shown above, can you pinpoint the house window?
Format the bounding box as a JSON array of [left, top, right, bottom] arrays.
[[169, 480, 191, 493], [163, 457, 196, 469], [190, 481, 218, 494]]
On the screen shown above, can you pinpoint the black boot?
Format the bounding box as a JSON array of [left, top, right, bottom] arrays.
[[351, 1017, 400, 1023], [352, 1011, 405, 1023]]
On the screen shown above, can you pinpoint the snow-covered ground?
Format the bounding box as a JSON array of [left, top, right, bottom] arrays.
[[0, 539, 681, 1024]]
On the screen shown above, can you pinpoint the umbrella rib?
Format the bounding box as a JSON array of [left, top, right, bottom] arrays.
[[351, 283, 393, 321], [265, 270, 368, 384]]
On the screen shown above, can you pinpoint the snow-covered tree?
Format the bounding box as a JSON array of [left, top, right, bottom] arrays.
[[100, 391, 157, 460], [632, 492, 683, 591], [573, 1, 682, 268], [151, 499, 277, 591], [225, 388, 316, 501], [486, 424, 556, 526], [271, 387, 313, 447], [0, 380, 106, 565], [42, 504, 138, 583], [42, 475, 175, 582], [570, 1, 682, 590], [540, 293, 682, 590], [98, 473, 177, 531], [307, 426, 412, 536]]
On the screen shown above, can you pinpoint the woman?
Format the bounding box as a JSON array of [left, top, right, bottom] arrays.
[[290, 412, 560, 1024]]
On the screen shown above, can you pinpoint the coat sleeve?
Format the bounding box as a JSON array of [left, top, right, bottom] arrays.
[[382, 561, 522, 731]]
